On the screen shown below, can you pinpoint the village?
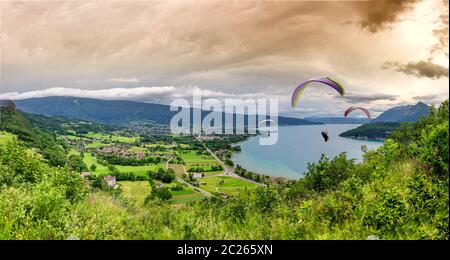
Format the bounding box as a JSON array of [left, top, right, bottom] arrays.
[[60, 130, 261, 205]]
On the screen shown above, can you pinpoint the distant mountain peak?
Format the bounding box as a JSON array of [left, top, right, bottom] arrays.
[[372, 101, 430, 123]]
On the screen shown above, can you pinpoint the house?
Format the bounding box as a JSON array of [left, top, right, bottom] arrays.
[[104, 175, 118, 188], [193, 173, 204, 179]]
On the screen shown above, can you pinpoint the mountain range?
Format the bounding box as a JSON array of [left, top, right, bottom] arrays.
[[14, 96, 322, 127], [11, 97, 431, 127], [304, 116, 370, 124], [339, 102, 431, 140], [306, 102, 430, 124], [371, 102, 430, 123]]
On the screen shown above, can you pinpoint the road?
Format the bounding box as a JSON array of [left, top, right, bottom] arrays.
[[196, 136, 265, 187], [175, 177, 213, 198], [166, 155, 214, 198]]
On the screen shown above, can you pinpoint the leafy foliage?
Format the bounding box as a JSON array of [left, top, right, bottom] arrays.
[[0, 108, 68, 166]]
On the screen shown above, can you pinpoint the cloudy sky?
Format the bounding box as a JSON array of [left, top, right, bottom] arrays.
[[1, 0, 448, 117]]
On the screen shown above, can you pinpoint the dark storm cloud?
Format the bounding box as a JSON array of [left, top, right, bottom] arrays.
[[431, 13, 449, 56], [383, 60, 449, 79], [357, 0, 420, 33]]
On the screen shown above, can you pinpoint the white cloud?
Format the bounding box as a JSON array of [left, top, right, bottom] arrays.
[[104, 77, 139, 83], [0, 86, 175, 102], [0, 86, 277, 107]]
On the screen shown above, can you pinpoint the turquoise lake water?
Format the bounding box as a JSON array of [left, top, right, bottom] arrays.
[[232, 124, 383, 180]]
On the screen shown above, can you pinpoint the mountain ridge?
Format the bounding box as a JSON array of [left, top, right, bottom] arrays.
[[14, 96, 322, 127], [339, 102, 431, 140], [305, 116, 370, 124], [371, 101, 430, 123]]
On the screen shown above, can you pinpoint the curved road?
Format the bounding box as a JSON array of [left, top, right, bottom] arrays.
[[196, 136, 265, 187]]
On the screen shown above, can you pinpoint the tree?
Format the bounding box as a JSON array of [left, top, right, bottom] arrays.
[[90, 164, 97, 172], [108, 164, 119, 174], [90, 176, 108, 190], [254, 185, 280, 213], [161, 170, 176, 183], [68, 155, 88, 173], [145, 187, 172, 203]]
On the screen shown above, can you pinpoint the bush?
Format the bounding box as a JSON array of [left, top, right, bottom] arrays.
[[68, 155, 88, 173], [171, 184, 184, 191], [145, 187, 172, 203], [414, 121, 449, 176], [149, 168, 176, 183], [301, 153, 356, 193]]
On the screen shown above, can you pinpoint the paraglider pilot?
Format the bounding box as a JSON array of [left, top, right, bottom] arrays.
[[321, 130, 329, 142]]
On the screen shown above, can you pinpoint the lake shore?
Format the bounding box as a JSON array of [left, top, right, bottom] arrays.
[[231, 124, 383, 180]]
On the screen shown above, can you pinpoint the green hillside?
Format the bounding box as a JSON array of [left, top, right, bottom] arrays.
[[339, 122, 402, 140], [0, 107, 67, 166]]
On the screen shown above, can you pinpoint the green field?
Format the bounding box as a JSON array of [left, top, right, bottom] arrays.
[[61, 135, 84, 141], [187, 164, 222, 172], [116, 179, 205, 205], [179, 150, 218, 164], [146, 143, 174, 149], [163, 182, 206, 204], [119, 181, 151, 206], [115, 163, 165, 176], [201, 171, 223, 177], [83, 153, 165, 176], [169, 164, 187, 177], [0, 132, 39, 156], [84, 132, 139, 143], [0, 132, 16, 145], [85, 141, 111, 148], [171, 187, 206, 204], [68, 149, 80, 157], [200, 176, 257, 196], [82, 153, 110, 174], [179, 150, 222, 173], [171, 193, 206, 204]]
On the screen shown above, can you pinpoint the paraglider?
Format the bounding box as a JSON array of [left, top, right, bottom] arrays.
[[344, 107, 371, 119], [258, 119, 276, 137], [291, 76, 345, 108], [258, 119, 275, 126], [321, 130, 329, 142], [290, 76, 345, 143]]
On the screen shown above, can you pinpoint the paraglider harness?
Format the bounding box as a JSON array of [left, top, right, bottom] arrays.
[[321, 130, 329, 142]]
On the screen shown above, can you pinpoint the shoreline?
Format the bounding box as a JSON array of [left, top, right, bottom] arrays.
[[227, 124, 383, 182], [227, 135, 292, 184]]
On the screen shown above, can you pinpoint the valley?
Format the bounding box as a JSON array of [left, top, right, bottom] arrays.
[[0, 101, 448, 240], [27, 113, 264, 206]]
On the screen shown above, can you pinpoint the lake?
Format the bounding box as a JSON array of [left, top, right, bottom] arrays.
[[232, 124, 383, 180]]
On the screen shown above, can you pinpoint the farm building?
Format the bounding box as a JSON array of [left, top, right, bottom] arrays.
[[104, 175, 118, 188], [193, 173, 204, 179]]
